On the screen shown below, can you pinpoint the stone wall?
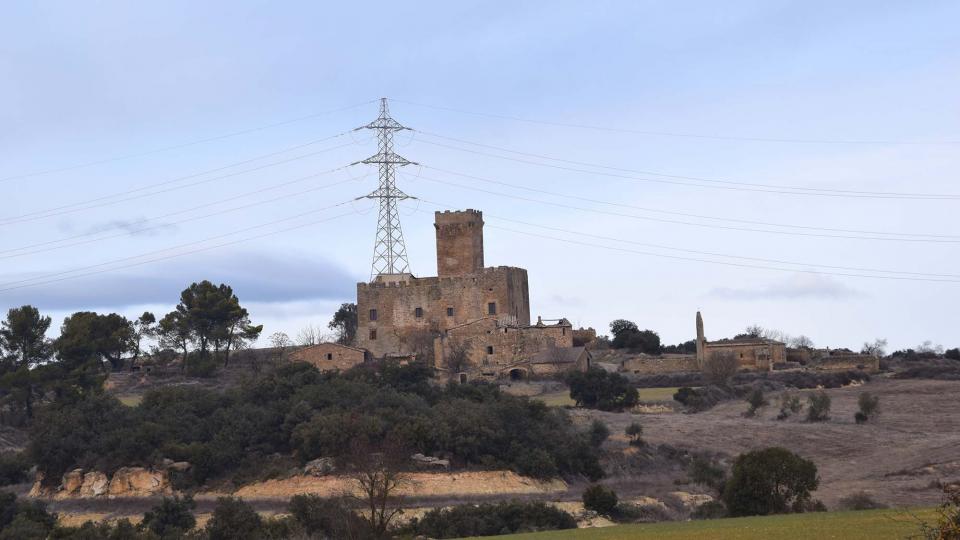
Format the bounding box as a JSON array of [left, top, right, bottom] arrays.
[[703, 339, 787, 371], [435, 209, 484, 277], [621, 354, 699, 375], [288, 343, 366, 372], [813, 354, 880, 373], [357, 266, 530, 358], [434, 317, 574, 378]]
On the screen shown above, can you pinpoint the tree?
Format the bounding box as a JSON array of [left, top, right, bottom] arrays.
[[347, 439, 409, 539], [625, 422, 643, 446], [0, 306, 52, 369], [295, 324, 323, 346], [445, 339, 472, 378], [806, 391, 831, 422], [722, 447, 819, 517], [141, 495, 196, 537], [916, 340, 944, 355], [329, 303, 358, 346], [566, 368, 638, 411], [55, 312, 134, 371], [588, 420, 610, 448], [776, 392, 803, 420], [158, 311, 191, 371], [608, 320, 660, 353], [744, 388, 768, 417], [205, 497, 262, 540], [789, 335, 814, 349], [855, 392, 880, 424], [861, 338, 888, 358], [582, 484, 618, 516], [703, 350, 738, 386], [130, 312, 156, 366], [945, 348, 960, 361]]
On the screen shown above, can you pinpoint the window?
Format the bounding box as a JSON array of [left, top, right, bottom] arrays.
[[369, 309, 378, 321], [487, 345, 494, 354], [415, 307, 423, 318], [369, 329, 377, 340], [446, 307, 454, 317], [487, 302, 497, 315], [326, 353, 333, 360]]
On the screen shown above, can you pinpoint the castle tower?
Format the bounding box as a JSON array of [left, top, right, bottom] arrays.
[[695, 311, 705, 367], [435, 210, 484, 277]]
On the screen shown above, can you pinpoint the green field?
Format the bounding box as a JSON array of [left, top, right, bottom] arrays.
[[467, 508, 937, 540], [636, 386, 679, 402]]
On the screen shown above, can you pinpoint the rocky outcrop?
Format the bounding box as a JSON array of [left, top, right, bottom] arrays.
[[60, 469, 84, 496], [411, 453, 450, 470], [79, 471, 110, 497], [107, 467, 172, 497], [303, 457, 335, 477]]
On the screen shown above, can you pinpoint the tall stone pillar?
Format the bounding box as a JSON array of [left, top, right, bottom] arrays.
[[695, 311, 705, 368]]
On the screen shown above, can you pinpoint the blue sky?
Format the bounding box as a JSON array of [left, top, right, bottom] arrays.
[[2, 1, 959, 350]]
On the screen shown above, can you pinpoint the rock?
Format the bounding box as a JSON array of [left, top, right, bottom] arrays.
[[303, 457, 336, 477], [79, 471, 109, 497], [161, 458, 175, 468], [169, 461, 191, 472], [668, 491, 714, 509], [28, 473, 54, 498], [411, 453, 450, 469], [59, 469, 84, 497], [108, 467, 171, 497]]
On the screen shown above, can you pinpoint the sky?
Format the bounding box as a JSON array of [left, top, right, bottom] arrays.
[[2, 1, 959, 351]]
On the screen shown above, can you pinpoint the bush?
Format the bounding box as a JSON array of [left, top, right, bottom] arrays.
[[140, 495, 196, 537], [0, 452, 30, 486], [856, 392, 880, 423], [287, 495, 368, 539], [838, 491, 888, 510], [744, 388, 768, 417], [566, 368, 639, 411], [806, 391, 831, 422], [0, 493, 57, 540], [625, 422, 643, 446], [946, 348, 960, 361], [722, 447, 819, 517], [688, 455, 726, 491], [205, 497, 262, 540], [776, 392, 803, 420], [691, 500, 727, 520], [588, 420, 610, 448], [704, 351, 738, 386], [405, 501, 576, 538], [582, 484, 619, 516], [673, 385, 734, 412]]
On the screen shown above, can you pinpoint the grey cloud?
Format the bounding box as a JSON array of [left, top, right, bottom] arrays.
[[707, 274, 862, 301], [83, 218, 178, 237], [0, 250, 358, 311]]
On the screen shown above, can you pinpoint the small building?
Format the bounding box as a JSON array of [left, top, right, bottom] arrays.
[[695, 311, 786, 371], [528, 346, 592, 376], [288, 343, 367, 372]]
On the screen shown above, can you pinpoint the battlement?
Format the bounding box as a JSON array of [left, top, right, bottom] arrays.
[[435, 210, 485, 277], [358, 266, 525, 289], [434, 209, 483, 225]]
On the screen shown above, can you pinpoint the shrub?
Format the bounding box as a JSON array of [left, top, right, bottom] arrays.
[[0, 452, 30, 486], [946, 348, 960, 361], [722, 447, 819, 517], [205, 497, 262, 540], [673, 385, 734, 412], [704, 351, 738, 386], [140, 495, 196, 537], [744, 388, 768, 417], [806, 391, 831, 422], [405, 501, 576, 538], [582, 484, 619, 516], [566, 368, 639, 411], [589, 420, 610, 448], [691, 500, 727, 520], [838, 491, 888, 510], [919, 485, 960, 539], [287, 495, 368, 539], [776, 392, 803, 420], [625, 422, 644, 446], [0, 493, 57, 540], [688, 455, 726, 491], [856, 392, 880, 424]]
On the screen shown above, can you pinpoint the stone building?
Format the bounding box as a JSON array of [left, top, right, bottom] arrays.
[[356, 210, 574, 380], [696, 311, 786, 371], [288, 343, 367, 372]]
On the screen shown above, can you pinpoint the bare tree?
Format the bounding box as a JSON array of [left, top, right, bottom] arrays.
[[703, 350, 738, 386], [346, 439, 411, 539], [916, 340, 944, 355], [405, 329, 439, 366], [861, 338, 888, 358], [295, 324, 322, 346], [445, 339, 473, 379], [789, 335, 814, 349]]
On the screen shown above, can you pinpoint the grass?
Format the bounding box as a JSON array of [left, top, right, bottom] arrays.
[[534, 387, 680, 408], [465, 508, 937, 539], [472, 508, 935, 540]]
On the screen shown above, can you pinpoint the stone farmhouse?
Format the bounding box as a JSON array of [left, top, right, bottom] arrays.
[[287, 342, 368, 372], [354, 209, 585, 380]]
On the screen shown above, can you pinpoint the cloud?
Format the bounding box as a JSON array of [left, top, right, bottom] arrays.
[[707, 273, 862, 301], [82, 218, 178, 237], [0, 250, 358, 311]]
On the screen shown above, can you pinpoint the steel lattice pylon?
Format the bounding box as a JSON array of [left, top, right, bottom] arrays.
[[354, 98, 417, 279]]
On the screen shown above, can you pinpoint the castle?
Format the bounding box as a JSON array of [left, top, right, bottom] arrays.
[[355, 209, 587, 379]]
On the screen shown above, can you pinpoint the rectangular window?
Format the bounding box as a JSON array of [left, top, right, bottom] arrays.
[[415, 307, 423, 318], [446, 307, 454, 317], [369, 309, 378, 321], [369, 329, 377, 340], [487, 345, 494, 354], [487, 302, 497, 315], [326, 353, 333, 361]]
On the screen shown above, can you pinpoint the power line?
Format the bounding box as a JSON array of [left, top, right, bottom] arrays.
[[0, 137, 361, 226], [415, 200, 960, 279], [0, 99, 377, 184], [0, 173, 360, 259], [415, 129, 960, 200], [0, 211, 357, 293], [415, 138, 960, 200], [393, 98, 960, 145], [404, 170, 960, 244], [0, 200, 358, 291]]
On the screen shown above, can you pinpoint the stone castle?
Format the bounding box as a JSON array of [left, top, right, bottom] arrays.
[[355, 209, 588, 379]]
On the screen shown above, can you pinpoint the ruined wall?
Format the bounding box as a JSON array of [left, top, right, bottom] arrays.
[[434, 317, 573, 377], [288, 343, 366, 372], [435, 210, 484, 277], [356, 266, 531, 358], [703, 340, 787, 371], [813, 354, 880, 373], [621, 354, 699, 375]]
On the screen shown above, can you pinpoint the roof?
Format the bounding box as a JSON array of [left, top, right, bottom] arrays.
[[529, 346, 589, 365], [295, 342, 366, 353], [706, 337, 784, 347]]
